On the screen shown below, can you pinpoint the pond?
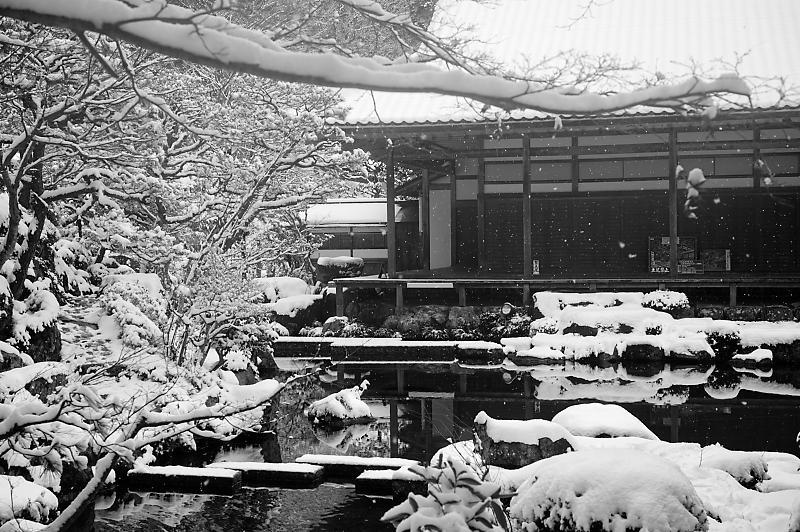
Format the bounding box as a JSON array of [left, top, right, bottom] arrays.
[[94, 362, 800, 532]]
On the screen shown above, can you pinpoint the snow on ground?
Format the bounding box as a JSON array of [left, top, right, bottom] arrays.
[[509, 449, 707, 532], [699, 444, 769, 486], [551, 403, 659, 440]]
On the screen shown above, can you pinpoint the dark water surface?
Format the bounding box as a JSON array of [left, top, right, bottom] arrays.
[[95, 363, 800, 531]]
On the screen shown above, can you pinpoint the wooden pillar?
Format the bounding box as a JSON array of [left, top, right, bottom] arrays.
[[729, 284, 737, 306], [752, 127, 761, 188], [477, 159, 487, 271], [421, 169, 431, 270], [395, 282, 404, 314], [457, 284, 467, 306], [335, 283, 345, 316], [389, 400, 399, 456], [396, 368, 406, 394], [668, 129, 679, 278], [571, 136, 580, 193], [387, 147, 397, 277], [450, 162, 458, 268], [523, 134, 533, 278], [459, 374, 467, 394], [522, 284, 531, 306]]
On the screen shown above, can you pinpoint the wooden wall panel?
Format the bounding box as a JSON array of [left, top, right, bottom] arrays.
[[485, 197, 524, 273], [454, 201, 478, 269]]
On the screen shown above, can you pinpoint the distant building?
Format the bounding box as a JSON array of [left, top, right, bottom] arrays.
[[305, 198, 418, 276]]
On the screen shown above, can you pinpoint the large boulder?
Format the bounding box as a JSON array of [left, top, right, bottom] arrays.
[[344, 300, 395, 327], [382, 305, 450, 335], [473, 411, 577, 469], [509, 450, 708, 532], [315, 256, 364, 284], [445, 306, 484, 330]]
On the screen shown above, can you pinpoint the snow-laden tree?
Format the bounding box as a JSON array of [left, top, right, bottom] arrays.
[[0, 0, 750, 114]]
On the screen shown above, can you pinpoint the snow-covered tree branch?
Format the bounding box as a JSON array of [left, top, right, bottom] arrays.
[[0, 0, 751, 114]]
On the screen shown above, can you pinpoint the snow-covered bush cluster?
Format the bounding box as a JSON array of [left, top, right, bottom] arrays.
[[643, 290, 691, 312], [307, 379, 373, 427], [11, 281, 59, 345], [99, 273, 168, 348], [384, 402, 800, 532]]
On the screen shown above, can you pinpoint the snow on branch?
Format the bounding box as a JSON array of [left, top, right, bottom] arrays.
[[0, 0, 751, 114]]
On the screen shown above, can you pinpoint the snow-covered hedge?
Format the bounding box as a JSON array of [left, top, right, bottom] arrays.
[[12, 284, 59, 345], [252, 276, 310, 303]]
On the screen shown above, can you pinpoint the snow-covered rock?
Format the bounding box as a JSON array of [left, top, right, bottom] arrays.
[[509, 450, 708, 532], [473, 411, 577, 468], [551, 403, 659, 440], [306, 380, 373, 427]]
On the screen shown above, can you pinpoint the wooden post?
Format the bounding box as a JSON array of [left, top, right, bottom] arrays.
[[396, 368, 405, 394], [477, 159, 487, 271], [395, 282, 404, 314], [459, 374, 467, 394], [571, 136, 580, 193], [522, 283, 531, 306], [523, 135, 533, 278], [450, 162, 458, 268], [387, 147, 397, 277], [668, 129, 679, 278], [729, 285, 737, 306], [335, 283, 345, 316], [389, 400, 399, 456], [421, 168, 431, 270], [457, 285, 467, 306], [752, 127, 761, 188]]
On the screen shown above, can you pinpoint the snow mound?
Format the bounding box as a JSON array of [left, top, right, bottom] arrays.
[[534, 291, 644, 317], [474, 411, 578, 447], [551, 403, 659, 440], [266, 294, 321, 317], [732, 349, 772, 364], [509, 450, 707, 532], [307, 380, 372, 423], [252, 276, 310, 302], [700, 444, 769, 487], [0, 475, 59, 524], [643, 290, 690, 311]]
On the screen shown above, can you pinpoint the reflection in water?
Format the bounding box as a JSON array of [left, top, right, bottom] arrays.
[[97, 485, 394, 532], [96, 362, 800, 531]]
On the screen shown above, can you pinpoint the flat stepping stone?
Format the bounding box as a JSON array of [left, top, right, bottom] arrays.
[[205, 462, 324, 488], [126, 465, 242, 494], [355, 469, 427, 500], [295, 454, 420, 480]]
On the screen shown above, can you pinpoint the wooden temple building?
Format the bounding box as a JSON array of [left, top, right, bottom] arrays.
[[331, 106, 800, 312]]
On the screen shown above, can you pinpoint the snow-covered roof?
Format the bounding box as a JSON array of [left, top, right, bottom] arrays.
[[342, 0, 800, 125], [305, 199, 415, 226]]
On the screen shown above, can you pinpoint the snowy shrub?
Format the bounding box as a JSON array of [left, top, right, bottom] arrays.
[[52, 239, 95, 294], [100, 273, 168, 326], [450, 328, 482, 341], [381, 458, 510, 532], [530, 317, 559, 335], [700, 444, 769, 488], [223, 348, 255, 372], [705, 331, 742, 361], [0, 475, 59, 524], [340, 322, 370, 338], [509, 450, 708, 532], [478, 312, 534, 342], [252, 276, 311, 303], [12, 284, 59, 345], [307, 380, 373, 427], [643, 290, 690, 312]]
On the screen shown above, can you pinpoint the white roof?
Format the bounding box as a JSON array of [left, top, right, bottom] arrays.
[[305, 200, 400, 226], [343, 0, 800, 125]]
